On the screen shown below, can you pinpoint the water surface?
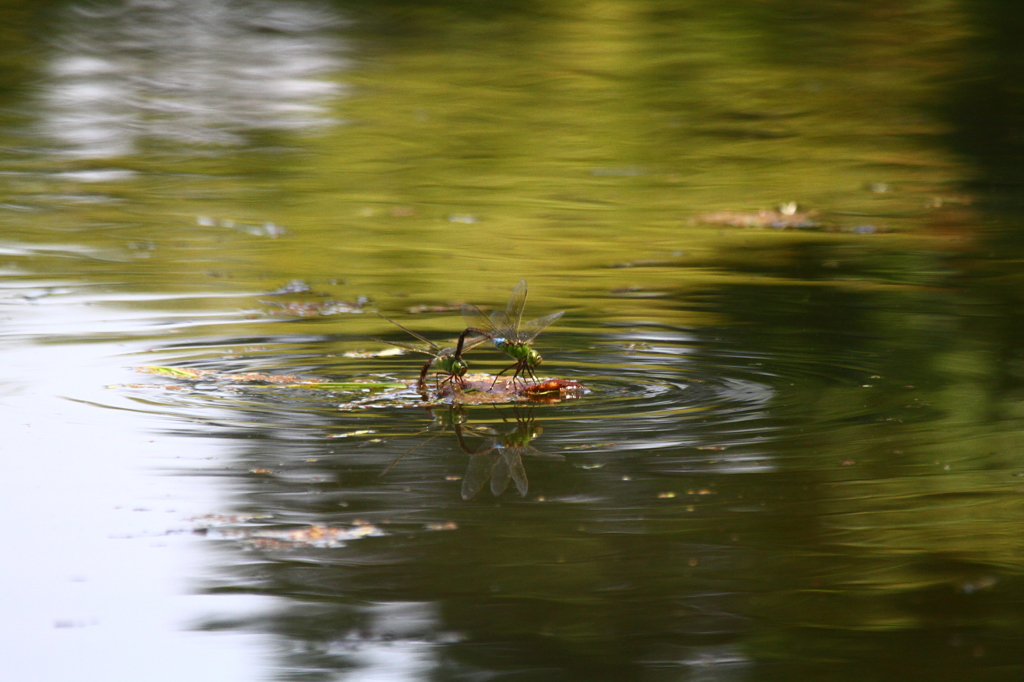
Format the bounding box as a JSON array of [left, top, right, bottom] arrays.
[[3, 1, 1024, 680]]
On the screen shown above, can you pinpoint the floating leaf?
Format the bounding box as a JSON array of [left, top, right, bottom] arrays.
[[138, 366, 214, 380], [433, 374, 587, 404], [343, 347, 405, 358], [286, 381, 406, 390], [197, 522, 385, 549], [135, 366, 404, 393]]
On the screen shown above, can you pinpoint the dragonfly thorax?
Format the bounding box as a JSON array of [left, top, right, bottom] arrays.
[[499, 341, 542, 368], [434, 355, 469, 377]]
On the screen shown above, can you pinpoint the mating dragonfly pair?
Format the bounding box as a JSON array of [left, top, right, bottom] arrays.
[[374, 279, 564, 392]]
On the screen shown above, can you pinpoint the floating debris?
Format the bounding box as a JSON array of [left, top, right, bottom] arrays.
[[425, 521, 458, 531], [342, 347, 405, 359], [197, 216, 287, 238], [189, 513, 272, 527], [262, 297, 368, 316], [693, 204, 821, 229], [327, 429, 377, 439], [199, 522, 385, 549], [134, 366, 406, 393], [407, 303, 463, 314], [266, 279, 317, 295], [525, 378, 587, 397], [137, 366, 324, 384], [562, 442, 616, 450], [435, 374, 587, 404]]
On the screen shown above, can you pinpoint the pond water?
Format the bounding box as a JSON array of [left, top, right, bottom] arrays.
[[4, 1, 1024, 680]]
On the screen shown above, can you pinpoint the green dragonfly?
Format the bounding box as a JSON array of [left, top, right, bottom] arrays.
[[456, 408, 563, 499], [373, 314, 487, 391], [458, 279, 565, 386]]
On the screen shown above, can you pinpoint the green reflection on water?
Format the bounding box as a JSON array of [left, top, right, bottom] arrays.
[[2, 0, 1024, 680]]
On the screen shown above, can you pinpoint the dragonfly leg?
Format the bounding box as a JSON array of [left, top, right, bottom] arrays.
[[491, 362, 519, 388], [438, 372, 457, 392], [509, 361, 531, 390], [523, 364, 538, 382]]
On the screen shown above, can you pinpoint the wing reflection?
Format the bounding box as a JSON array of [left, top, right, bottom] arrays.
[[377, 405, 566, 500], [456, 407, 564, 500]]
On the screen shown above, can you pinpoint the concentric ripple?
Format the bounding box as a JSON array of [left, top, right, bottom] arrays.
[[102, 317, 933, 492]]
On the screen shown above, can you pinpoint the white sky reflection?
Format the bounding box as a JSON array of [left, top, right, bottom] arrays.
[[40, 0, 347, 158]]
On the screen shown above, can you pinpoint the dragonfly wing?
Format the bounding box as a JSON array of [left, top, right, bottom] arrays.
[[527, 445, 565, 461], [369, 338, 434, 357], [377, 313, 440, 351], [505, 279, 528, 333], [516, 310, 565, 343], [461, 303, 495, 335], [461, 451, 496, 500], [439, 334, 487, 359], [489, 308, 513, 335], [460, 334, 490, 352], [507, 450, 528, 496], [490, 453, 511, 496]]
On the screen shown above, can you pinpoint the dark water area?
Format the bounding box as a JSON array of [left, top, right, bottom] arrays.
[[4, 1, 1024, 680]]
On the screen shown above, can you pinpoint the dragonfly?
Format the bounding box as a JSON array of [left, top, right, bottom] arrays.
[[373, 314, 487, 392], [458, 279, 564, 386], [455, 408, 563, 499]]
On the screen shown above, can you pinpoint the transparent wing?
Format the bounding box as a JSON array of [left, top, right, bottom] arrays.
[[377, 314, 441, 352], [525, 445, 565, 461], [462, 333, 490, 351], [490, 453, 511, 496], [379, 431, 443, 476], [438, 333, 488, 359], [505, 279, 528, 333], [369, 338, 436, 357], [461, 451, 497, 500], [506, 450, 528, 496], [489, 308, 513, 335], [461, 303, 496, 335], [516, 310, 565, 344]]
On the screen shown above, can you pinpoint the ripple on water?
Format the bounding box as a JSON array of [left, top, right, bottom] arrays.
[[109, 325, 917, 486]]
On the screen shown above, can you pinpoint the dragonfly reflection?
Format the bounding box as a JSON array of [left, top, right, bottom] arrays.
[[455, 408, 563, 500], [377, 406, 565, 500]]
